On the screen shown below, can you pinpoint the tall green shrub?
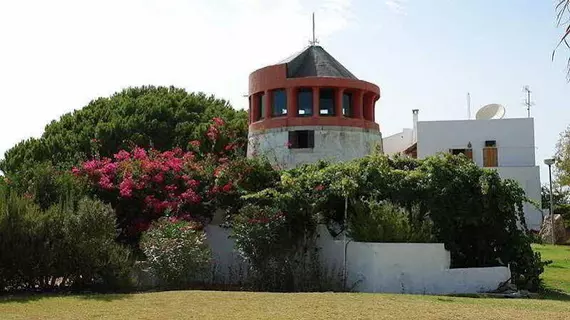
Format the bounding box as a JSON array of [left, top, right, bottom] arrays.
[[0, 193, 132, 292], [348, 199, 433, 243], [233, 193, 329, 292]]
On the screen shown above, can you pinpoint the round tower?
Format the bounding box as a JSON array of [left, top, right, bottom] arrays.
[[246, 45, 382, 169]]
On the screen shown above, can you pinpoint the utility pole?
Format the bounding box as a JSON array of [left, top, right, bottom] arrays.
[[544, 158, 556, 244], [523, 86, 533, 118]]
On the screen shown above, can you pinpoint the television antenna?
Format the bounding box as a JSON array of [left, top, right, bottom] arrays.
[[523, 85, 534, 118]]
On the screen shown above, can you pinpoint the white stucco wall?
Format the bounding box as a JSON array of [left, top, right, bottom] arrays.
[[200, 225, 510, 295], [382, 128, 413, 155], [204, 225, 249, 284], [247, 126, 382, 169], [417, 118, 536, 167], [315, 226, 510, 294], [494, 166, 543, 230]]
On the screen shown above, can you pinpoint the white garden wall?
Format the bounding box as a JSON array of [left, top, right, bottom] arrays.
[[315, 226, 510, 294], [201, 225, 510, 295], [204, 225, 249, 284]]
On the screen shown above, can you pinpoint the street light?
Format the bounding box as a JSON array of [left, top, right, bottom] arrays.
[[544, 158, 556, 244]]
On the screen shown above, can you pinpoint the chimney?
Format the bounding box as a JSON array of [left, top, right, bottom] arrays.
[[412, 109, 419, 143]]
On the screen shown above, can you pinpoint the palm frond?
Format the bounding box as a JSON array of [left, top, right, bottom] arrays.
[[554, 0, 570, 79]]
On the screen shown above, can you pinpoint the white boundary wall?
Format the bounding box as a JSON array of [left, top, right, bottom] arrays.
[[203, 225, 510, 294], [315, 226, 510, 294]]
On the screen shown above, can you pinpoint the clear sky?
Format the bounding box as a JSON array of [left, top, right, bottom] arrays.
[[0, 0, 568, 183]]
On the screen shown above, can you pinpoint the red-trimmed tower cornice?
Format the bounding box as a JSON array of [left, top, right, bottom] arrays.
[[247, 45, 381, 132]]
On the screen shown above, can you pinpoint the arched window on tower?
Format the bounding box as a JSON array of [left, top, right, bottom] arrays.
[[297, 88, 313, 116]]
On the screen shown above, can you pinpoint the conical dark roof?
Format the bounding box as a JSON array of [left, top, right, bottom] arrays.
[[279, 45, 358, 80]]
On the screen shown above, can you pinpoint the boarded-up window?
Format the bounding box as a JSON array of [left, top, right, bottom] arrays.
[[288, 130, 314, 149], [483, 147, 498, 167]]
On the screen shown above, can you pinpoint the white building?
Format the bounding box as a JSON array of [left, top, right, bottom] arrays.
[[383, 110, 542, 231]]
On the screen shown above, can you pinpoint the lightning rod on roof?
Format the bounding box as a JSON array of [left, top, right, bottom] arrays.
[[310, 12, 319, 46], [467, 92, 471, 119]]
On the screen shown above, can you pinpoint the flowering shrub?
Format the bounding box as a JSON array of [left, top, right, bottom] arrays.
[[73, 119, 235, 231], [73, 118, 279, 246], [140, 217, 211, 288]]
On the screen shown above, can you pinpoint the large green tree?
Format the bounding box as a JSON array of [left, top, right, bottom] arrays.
[[555, 127, 570, 186], [0, 86, 247, 175], [0, 86, 248, 209]]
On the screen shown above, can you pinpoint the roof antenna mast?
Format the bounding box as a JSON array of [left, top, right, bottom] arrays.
[[523, 85, 533, 118], [310, 12, 319, 46]]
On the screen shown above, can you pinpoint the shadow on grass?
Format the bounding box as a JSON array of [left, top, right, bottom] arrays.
[[446, 289, 570, 302], [538, 289, 570, 301], [0, 292, 133, 304]]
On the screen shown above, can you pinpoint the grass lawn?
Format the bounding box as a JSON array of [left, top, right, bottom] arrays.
[[0, 245, 568, 320], [533, 244, 570, 294], [2, 290, 570, 320]]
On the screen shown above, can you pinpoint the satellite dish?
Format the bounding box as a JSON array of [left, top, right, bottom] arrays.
[[475, 103, 505, 120]]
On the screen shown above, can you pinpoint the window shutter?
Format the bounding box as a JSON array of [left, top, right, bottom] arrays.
[[483, 147, 498, 167], [288, 131, 297, 148], [308, 131, 315, 148]]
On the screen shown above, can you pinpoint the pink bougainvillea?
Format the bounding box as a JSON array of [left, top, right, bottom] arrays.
[[73, 118, 248, 239]]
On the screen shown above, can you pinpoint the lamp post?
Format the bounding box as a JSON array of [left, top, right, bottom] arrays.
[[544, 158, 556, 244]]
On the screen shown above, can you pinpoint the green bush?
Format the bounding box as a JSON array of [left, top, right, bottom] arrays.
[[60, 198, 133, 291], [348, 199, 433, 243], [1, 162, 87, 211], [140, 217, 211, 289], [0, 193, 133, 292], [233, 201, 334, 292], [240, 154, 547, 291]]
